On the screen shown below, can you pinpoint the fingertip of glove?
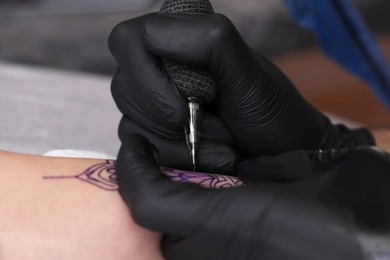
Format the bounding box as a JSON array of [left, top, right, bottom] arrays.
[[197, 142, 239, 175], [153, 90, 188, 129], [109, 13, 156, 53], [143, 14, 176, 53]]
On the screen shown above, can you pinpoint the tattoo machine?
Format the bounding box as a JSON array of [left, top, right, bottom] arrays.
[[160, 0, 217, 171]]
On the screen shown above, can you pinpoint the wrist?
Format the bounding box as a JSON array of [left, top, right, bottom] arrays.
[[371, 129, 390, 152]]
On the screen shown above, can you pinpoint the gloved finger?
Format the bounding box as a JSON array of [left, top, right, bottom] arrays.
[[116, 134, 234, 235], [237, 148, 354, 183], [143, 13, 259, 81], [142, 13, 296, 99], [143, 13, 298, 95], [109, 14, 188, 134], [119, 116, 238, 174]]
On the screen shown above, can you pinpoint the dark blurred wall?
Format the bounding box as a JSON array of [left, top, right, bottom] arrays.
[[0, 0, 389, 75]]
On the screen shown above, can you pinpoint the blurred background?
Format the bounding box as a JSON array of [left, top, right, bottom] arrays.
[[1, 0, 390, 75], [1, 0, 390, 155]]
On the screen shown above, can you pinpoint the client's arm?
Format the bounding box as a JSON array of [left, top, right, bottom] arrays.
[[372, 129, 390, 152], [0, 150, 242, 260]]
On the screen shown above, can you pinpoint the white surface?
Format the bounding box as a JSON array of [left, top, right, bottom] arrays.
[[44, 149, 115, 159], [0, 62, 121, 155]]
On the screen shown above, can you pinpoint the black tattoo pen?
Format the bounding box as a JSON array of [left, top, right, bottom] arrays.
[[159, 0, 217, 171]]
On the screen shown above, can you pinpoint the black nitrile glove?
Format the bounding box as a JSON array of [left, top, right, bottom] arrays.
[[237, 148, 354, 183], [109, 13, 374, 173], [117, 134, 390, 260]]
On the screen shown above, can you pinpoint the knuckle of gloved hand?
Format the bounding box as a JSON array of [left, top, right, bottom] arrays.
[[108, 16, 147, 56], [207, 14, 236, 47], [152, 93, 187, 128], [198, 142, 239, 175], [108, 20, 132, 53]]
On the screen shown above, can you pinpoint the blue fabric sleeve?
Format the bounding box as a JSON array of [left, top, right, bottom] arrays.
[[284, 0, 390, 110]]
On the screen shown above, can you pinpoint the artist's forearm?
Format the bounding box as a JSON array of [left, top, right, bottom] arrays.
[[371, 129, 390, 152]]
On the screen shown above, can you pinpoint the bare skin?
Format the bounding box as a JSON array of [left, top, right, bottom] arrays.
[[372, 129, 390, 152], [0, 150, 242, 260]]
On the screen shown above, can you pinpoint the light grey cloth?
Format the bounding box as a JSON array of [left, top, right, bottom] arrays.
[[0, 62, 121, 155]]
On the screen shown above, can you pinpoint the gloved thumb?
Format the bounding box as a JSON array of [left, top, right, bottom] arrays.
[[116, 133, 231, 235]]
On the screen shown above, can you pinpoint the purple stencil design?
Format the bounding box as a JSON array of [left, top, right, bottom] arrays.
[[43, 160, 118, 191], [160, 167, 243, 189], [43, 161, 243, 191]]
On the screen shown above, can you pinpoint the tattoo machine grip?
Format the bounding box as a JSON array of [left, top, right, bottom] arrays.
[[159, 0, 217, 103]]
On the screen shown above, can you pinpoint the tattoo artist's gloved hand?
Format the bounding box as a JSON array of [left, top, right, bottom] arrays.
[[109, 14, 237, 174], [116, 134, 390, 260], [109, 13, 374, 173]]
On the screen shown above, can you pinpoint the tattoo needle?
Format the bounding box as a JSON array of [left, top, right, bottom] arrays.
[[160, 0, 217, 172], [186, 97, 200, 171]]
